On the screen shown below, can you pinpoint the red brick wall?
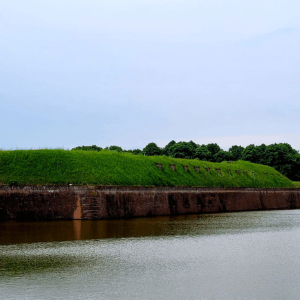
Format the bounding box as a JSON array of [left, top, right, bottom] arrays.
[[0, 186, 300, 221]]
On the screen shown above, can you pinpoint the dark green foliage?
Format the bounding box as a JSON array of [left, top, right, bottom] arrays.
[[132, 149, 143, 155], [71, 145, 102, 151], [206, 143, 221, 156], [168, 142, 195, 159], [214, 150, 234, 163], [264, 143, 300, 181], [143, 143, 162, 156], [194, 145, 212, 161], [241, 144, 262, 164], [229, 145, 244, 160], [241, 144, 261, 163], [107, 145, 123, 152], [240, 143, 300, 181], [162, 140, 176, 156], [187, 140, 199, 150]]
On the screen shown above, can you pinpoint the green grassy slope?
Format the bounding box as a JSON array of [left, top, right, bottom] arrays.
[[293, 182, 300, 188], [0, 149, 294, 188]]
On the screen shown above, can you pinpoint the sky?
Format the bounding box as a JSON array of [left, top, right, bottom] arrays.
[[1, 0, 299, 150]]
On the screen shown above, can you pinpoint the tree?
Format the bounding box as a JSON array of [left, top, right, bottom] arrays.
[[194, 145, 212, 161], [71, 145, 103, 151], [187, 140, 199, 150], [143, 143, 162, 156], [238, 143, 300, 180], [132, 149, 143, 155], [290, 155, 300, 181], [228, 145, 244, 161], [206, 143, 221, 156], [262, 143, 300, 180], [240, 144, 262, 164], [108, 145, 123, 152], [214, 150, 234, 163], [168, 142, 194, 159], [162, 140, 176, 156]]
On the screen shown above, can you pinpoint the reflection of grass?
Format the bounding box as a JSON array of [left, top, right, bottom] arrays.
[[0, 254, 81, 277], [0, 149, 294, 188]]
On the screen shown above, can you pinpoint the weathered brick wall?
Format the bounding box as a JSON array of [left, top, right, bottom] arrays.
[[0, 186, 80, 221], [0, 186, 300, 221]]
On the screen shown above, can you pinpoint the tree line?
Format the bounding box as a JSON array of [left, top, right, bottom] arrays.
[[72, 141, 300, 181]]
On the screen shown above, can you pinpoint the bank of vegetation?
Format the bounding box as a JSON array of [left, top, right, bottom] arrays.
[[0, 149, 294, 188], [293, 182, 300, 188], [73, 141, 300, 181]]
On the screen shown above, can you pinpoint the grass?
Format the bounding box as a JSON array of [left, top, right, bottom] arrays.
[[292, 182, 300, 188], [0, 149, 294, 188]]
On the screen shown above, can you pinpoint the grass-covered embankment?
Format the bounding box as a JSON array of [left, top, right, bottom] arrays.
[[0, 149, 294, 188], [293, 182, 300, 188]]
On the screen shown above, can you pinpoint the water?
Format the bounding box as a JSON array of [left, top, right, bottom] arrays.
[[1, 210, 300, 299]]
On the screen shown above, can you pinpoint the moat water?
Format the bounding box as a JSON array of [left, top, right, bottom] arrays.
[[1, 210, 300, 299]]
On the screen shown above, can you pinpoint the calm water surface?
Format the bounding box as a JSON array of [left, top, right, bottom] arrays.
[[1, 210, 300, 299]]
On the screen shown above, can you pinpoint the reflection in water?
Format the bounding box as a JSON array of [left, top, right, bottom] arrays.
[[2, 211, 299, 244], [1, 210, 300, 299], [0, 252, 81, 276]]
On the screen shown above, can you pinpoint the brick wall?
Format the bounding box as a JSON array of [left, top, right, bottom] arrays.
[[0, 186, 300, 221]]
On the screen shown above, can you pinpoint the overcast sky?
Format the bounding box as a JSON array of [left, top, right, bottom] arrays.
[[1, 0, 299, 150]]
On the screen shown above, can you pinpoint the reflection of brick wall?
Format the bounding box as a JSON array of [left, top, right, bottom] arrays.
[[0, 186, 300, 221]]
